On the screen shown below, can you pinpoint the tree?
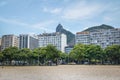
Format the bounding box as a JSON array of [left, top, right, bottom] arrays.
[[85, 45, 103, 64], [105, 45, 120, 64], [100, 48, 106, 64], [2, 47, 19, 65], [0, 52, 3, 63], [46, 44, 61, 65], [70, 44, 85, 64], [33, 47, 47, 65], [60, 53, 68, 64], [69, 51, 76, 62], [27, 49, 35, 65], [18, 48, 31, 65], [93, 45, 103, 64]]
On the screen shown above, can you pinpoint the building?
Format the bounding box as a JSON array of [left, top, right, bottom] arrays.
[[65, 46, 73, 54], [90, 29, 120, 48], [38, 32, 67, 52], [19, 34, 38, 49], [1, 34, 19, 50], [76, 28, 120, 48], [76, 31, 90, 44]]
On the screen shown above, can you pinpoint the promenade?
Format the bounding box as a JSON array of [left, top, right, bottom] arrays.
[[0, 65, 120, 80]]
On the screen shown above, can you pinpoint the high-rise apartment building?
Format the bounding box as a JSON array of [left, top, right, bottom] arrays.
[[76, 31, 90, 45], [19, 34, 38, 49], [90, 29, 120, 48], [1, 34, 19, 50], [76, 28, 120, 48], [38, 32, 67, 52]]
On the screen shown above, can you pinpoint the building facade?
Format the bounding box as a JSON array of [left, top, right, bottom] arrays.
[[76, 31, 90, 45], [38, 32, 67, 52], [1, 34, 19, 50], [76, 28, 120, 48], [90, 29, 120, 48], [19, 34, 38, 49]]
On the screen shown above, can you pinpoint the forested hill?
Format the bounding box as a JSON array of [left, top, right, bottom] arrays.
[[56, 24, 75, 46], [83, 24, 114, 32]]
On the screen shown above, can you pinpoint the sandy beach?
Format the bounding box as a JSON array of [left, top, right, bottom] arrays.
[[0, 65, 120, 80]]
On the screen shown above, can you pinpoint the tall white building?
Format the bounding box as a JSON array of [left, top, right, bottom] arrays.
[[19, 34, 38, 49], [1, 34, 19, 50], [38, 32, 67, 52], [76, 28, 120, 48]]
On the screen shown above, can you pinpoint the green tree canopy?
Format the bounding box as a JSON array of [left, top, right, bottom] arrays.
[[46, 44, 61, 65], [2, 47, 19, 64], [105, 45, 120, 64], [0, 52, 3, 61], [70, 44, 85, 64], [18, 48, 31, 61]]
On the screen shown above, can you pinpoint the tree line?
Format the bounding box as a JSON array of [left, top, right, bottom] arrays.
[[0, 44, 67, 66], [0, 44, 120, 66], [69, 44, 120, 65]]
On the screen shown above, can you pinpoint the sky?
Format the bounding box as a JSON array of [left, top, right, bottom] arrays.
[[0, 0, 120, 37]]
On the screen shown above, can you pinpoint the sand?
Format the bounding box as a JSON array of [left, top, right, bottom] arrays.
[[0, 65, 120, 80]]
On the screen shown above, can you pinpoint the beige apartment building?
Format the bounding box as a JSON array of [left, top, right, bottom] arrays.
[[1, 34, 19, 50]]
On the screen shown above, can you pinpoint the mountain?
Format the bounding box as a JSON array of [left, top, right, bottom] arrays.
[[83, 24, 114, 32], [56, 24, 75, 46]]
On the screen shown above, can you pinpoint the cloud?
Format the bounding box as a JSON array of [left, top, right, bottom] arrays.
[[42, 0, 120, 23], [30, 20, 55, 31], [0, 1, 7, 7], [51, 8, 62, 14], [0, 17, 28, 26], [103, 16, 113, 22], [0, 17, 55, 32], [43, 7, 62, 14], [62, 1, 103, 20]]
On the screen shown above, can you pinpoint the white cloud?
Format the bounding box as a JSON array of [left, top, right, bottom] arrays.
[[103, 16, 112, 22], [62, 1, 102, 20], [0, 17, 28, 26], [0, 17, 55, 32], [51, 8, 62, 14], [43, 7, 62, 14], [30, 20, 55, 31]]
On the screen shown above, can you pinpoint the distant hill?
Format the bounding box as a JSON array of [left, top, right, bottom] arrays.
[[56, 24, 75, 46], [84, 24, 114, 32]]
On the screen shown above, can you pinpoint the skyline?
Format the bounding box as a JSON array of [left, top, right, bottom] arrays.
[[0, 0, 120, 37]]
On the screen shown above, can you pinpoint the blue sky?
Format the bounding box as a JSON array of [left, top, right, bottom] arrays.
[[0, 0, 120, 37]]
